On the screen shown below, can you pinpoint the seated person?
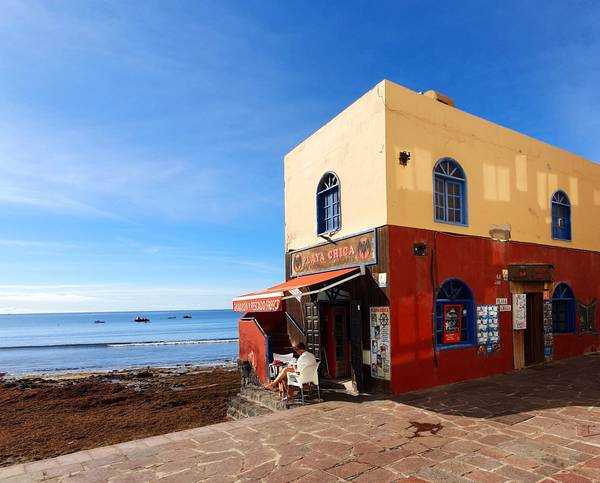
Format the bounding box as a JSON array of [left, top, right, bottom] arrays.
[[264, 342, 316, 400]]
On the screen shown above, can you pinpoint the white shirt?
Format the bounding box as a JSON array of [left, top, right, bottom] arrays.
[[296, 351, 317, 374]]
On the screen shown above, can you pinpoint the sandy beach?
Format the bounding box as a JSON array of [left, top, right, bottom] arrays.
[[0, 366, 240, 467]]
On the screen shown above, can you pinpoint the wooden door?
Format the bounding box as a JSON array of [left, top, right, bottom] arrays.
[[304, 302, 321, 358], [524, 292, 544, 365], [325, 305, 349, 378], [349, 301, 364, 392], [513, 330, 525, 370]]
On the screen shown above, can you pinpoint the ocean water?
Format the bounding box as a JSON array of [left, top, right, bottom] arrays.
[[0, 310, 239, 376]]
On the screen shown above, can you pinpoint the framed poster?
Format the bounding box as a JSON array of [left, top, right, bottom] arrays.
[[512, 293, 527, 330], [369, 306, 390, 380], [443, 304, 462, 344]]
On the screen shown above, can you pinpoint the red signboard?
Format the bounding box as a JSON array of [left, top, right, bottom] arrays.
[[232, 297, 283, 313], [507, 264, 554, 282], [290, 230, 376, 277], [443, 304, 462, 344]]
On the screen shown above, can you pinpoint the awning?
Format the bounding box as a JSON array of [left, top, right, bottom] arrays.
[[232, 266, 364, 312]]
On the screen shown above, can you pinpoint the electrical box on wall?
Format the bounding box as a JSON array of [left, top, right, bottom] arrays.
[[378, 272, 387, 288]]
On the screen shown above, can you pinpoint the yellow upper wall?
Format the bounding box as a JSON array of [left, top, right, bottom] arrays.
[[384, 80, 600, 251], [284, 82, 387, 251], [285, 79, 600, 254]]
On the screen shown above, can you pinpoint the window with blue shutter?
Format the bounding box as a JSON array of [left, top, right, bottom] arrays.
[[317, 172, 340, 235], [552, 282, 576, 333], [551, 191, 571, 241], [433, 158, 467, 225], [435, 279, 475, 350]]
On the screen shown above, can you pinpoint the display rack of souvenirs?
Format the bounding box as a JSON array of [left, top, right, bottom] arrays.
[[477, 304, 500, 355]]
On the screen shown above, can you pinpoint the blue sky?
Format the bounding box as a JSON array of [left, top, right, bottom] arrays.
[[1, 0, 599, 313]]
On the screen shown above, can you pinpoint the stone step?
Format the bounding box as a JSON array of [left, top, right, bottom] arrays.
[[226, 395, 274, 420], [226, 385, 290, 420], [319, 377, 350, 389], [239, 385, 288, 411], [320, 378, 359, 396]]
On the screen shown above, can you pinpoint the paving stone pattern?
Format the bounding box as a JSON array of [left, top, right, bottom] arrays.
[[5, 355, 600, 482]]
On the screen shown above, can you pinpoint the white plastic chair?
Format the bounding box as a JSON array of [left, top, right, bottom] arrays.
[[269, 353, 295, 379], [287, 361, 321, 404]]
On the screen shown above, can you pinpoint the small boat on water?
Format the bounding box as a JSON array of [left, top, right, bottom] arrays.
[[182, 315, 192, 319], [94, 320, 106, 324], [167, 316, 176, 319], [134, 316, 150, 323]]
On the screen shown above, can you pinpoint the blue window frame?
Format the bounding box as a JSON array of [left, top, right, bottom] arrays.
[[317, 172, 340, 235], [435, 279, 475, 350], [551, 191, 571, 241], [433, 158, 467, 225], [552, 282, 576, 333]]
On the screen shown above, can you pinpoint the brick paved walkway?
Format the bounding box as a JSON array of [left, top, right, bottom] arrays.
[[4, 355, 600, 482]]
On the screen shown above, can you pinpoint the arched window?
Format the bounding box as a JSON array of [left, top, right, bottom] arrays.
[[435, 279, 475, 349], [551, 191, 571, 241], [316, 172, 340, 235], [552, 282, 576, 333], [433, 158, 467, 225]]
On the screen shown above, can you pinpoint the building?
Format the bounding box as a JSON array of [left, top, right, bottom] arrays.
[[233, 79, 600, 396]]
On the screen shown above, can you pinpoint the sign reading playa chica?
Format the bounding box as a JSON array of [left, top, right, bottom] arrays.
[[290, 231, 376, 277]]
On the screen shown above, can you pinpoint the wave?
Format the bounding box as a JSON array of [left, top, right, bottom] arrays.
[[0, 338, 239, 351], [107, 339, 238, 348]]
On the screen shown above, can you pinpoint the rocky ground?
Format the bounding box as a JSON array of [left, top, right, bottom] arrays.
[[0, 366, 240, 467]]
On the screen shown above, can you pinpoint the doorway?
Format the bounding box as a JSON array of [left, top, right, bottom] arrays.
[[524, 292, 544, 365], [324, 304, 349, 378]]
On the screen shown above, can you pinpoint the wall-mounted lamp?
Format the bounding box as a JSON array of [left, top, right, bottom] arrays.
[[399, 151, 411, 166]]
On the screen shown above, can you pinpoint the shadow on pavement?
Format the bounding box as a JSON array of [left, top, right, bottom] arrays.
[[313, 354, 600, 421]]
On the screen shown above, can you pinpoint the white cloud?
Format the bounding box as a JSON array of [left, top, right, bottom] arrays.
[[0, 116, 275, 221], [0, 283, 250, 314], [0, 239, 80, 249]]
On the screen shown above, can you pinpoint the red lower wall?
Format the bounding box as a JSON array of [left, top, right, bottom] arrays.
[[388, 226, 600, 395], [238, 312, 286, 384]]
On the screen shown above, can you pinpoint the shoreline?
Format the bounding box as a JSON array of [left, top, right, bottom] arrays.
[[1, 360, 237, 380], [0, 364, 241, 467]]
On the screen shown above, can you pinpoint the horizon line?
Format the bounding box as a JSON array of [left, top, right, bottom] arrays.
[[0, 307, 233, 316]]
